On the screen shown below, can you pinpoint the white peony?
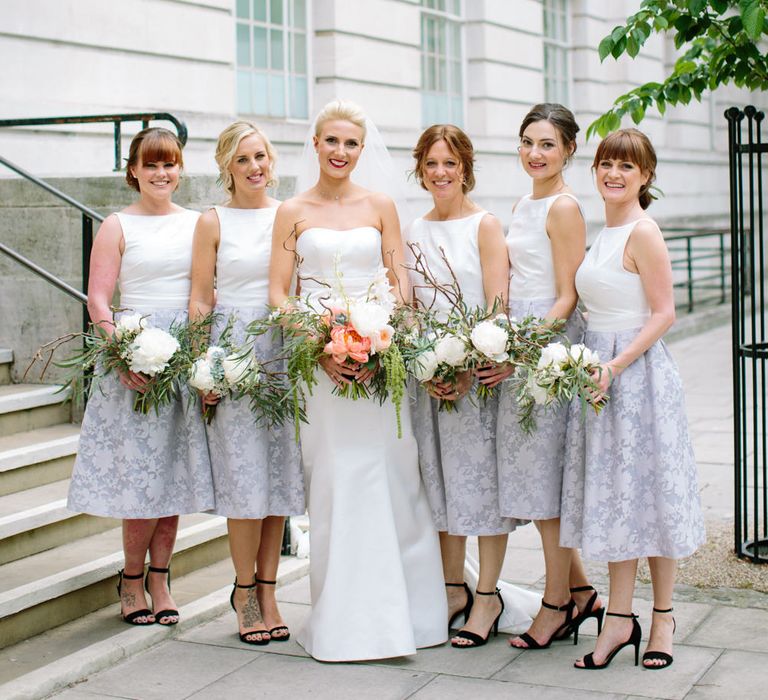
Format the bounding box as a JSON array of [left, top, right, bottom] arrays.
[[349, 300, 391, 338], [567, 343, 600, 367], [412, 349, 439, 382], [222, 353, 254, 386], [128, 327, 180, 376], [527, 372, 551, 405], [470, 321, 509, 362], [189, 357, 216, 392], [435, 335, 467, 367], [114, 313, 146, 339], [537, 342, 569, 369]]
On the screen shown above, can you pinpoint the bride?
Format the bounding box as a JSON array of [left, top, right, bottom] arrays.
[[268, 99, 447, 661]]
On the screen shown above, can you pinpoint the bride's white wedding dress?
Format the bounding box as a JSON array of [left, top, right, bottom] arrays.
[[295, 226, 448, 662]]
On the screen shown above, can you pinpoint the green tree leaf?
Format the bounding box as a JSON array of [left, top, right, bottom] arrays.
[[598, 36, 614, 61]]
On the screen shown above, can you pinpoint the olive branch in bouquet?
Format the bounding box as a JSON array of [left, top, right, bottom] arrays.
[[27, 310, 188, 415]]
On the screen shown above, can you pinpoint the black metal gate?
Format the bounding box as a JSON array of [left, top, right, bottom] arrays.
[[727, 105, 767, 563]]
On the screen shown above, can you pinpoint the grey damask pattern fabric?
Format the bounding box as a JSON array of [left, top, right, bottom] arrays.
[[411, 380, 519, 535], [67, 309, 214, 518], [559, 328, 706, 560], [496, 298, 585, 520], [205, 307, 305, 518]]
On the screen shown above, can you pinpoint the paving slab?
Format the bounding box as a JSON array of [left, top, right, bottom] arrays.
[[685, 605, 768, 652], [66, 639, 257, 700], [491, 639, 721, 700], [185, 652, 435, 700], [409, 674, 627, 700], [683, 649, 768, 700], [274, 572, 311, 605]]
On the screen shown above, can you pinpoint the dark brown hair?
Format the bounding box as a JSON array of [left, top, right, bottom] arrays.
[[412, 124, 475, 193], [125, 127, 184, 192], [592, 128, 657, 209], [519, 103, 579, 164]]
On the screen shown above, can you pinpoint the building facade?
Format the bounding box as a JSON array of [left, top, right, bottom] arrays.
[[0, 0, 763, 228]]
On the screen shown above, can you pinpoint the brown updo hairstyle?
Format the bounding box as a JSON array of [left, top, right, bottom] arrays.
[[412, 124, 476, 193], [519, 103, 580, 165], [592, 128, 657, 209], [125, 127, 184, 192]]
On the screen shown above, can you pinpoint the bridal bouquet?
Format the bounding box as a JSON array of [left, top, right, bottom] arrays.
[[514, 341, 608, 433], [44, 312, 187, 414], [250, 266, 408, 437]]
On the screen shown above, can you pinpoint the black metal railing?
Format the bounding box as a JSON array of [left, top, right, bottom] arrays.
[[0, 112, 188, 171], [727, 104, 767, 564], [666, 227, 730, 313]]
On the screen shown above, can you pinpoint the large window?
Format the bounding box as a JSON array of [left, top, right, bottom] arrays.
[[543, 0, 570, 105], [420, 0, 463, 127], [236, 0, 308, 119]]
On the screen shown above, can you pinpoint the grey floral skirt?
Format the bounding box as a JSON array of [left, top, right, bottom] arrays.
[[559, 328, 706, 560]]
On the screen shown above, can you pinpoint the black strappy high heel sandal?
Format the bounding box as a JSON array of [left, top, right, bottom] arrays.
[[144, 565, 179, 626], [451, 588, 504, 648], [254, 577, 290, 641], [642, 607, 676, 670], [230, 578, 270, 646], [575, 612, 641, 670], [117, 569, 154, 625], [445, 581, 474, 631], [567, 585, 605, 645], [512, 598, 576, 649]]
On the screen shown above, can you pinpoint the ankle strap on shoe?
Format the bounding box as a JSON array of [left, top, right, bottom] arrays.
[[254, 578, 276, 585], [147, 566, 170, 574], [542, 599, 572, 611], [569, 585, 596, 593], [120, 569, 144, 580], [445, 582, 466, 588], [233, 577, 257, 589], [652, 607, 673, 614], [606, 611, 637, 619], [476, 588, 500, 596]]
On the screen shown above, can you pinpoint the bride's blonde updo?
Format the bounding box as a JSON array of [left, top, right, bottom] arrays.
[[314, 99, 367, 143], [215, 120, 278, 196]]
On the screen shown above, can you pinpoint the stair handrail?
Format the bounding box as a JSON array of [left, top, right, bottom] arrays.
[[0, 112, 188, 171]]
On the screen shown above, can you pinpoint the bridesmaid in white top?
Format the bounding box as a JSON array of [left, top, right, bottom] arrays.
[[481, 104, 603, 650], [562, 129, 705, 670], [68, 128, 214, 626], [188, 122, 304, 645], [407, 125, 514, 648]]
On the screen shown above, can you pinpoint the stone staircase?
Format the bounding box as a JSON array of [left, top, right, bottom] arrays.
[[0, 347, 239, 682]]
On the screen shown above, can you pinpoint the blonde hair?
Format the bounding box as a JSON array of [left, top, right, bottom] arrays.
[[215, 120, 277, 197], [314, 99, 367, 142]]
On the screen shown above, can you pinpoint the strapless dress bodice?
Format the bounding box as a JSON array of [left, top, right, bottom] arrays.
[[296, 226, 383, 301]]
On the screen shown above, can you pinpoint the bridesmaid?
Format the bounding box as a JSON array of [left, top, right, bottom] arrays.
[[484, 104, 603, 649], [188, 121, 304, 645], [561, 128, 705, 669], [68, 127, 213, 625], [407, 124, 514, 648]]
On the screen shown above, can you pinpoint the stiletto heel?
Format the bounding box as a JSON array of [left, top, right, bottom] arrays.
[[254, 578, 290, 641], [642, 607, 676, 669], [230, 578, 270, 646], [512, 598, 576, 649], [445, 581, 474, 631], [568, 585, 605, 645], [117, 569, 154, 625], [451, 588, 503, 648], [144, 565, 179, 626], [575, 611, 641, 670]]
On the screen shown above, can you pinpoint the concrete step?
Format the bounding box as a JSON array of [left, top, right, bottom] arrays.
[[0, 424, 79, 496], [0, 384, 71, 436], [0, 349, 11, 386], [0, 554, 309, 697], [0, 479, 118, 565], [0, 513, 229, 650]]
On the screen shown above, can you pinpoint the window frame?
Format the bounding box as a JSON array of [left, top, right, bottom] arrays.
[[542, 0, 572, 106]]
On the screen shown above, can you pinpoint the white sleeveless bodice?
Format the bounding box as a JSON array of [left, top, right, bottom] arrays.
[[214, 205, 276, 308], [296, 227, 383, 304], [117, 209, 199, 309], [575, 219, 653, 331], [406, 211, 487, 313], [507, 193, 582, 300]]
